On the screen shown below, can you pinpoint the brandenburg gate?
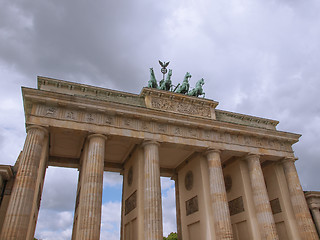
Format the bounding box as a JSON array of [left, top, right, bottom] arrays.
[[0, 76, 318, 239]]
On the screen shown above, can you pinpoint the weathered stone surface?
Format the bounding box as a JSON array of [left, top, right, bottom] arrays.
[[0, 125, 48, 240], [76, 134, 106, 240], [246, 154, 279, 240], [282, 158, 318, 240], [2, 76, 315, 240], [143, 140, 163, 240], [206, 150, 233, 240], [228, 196, 244, 216]]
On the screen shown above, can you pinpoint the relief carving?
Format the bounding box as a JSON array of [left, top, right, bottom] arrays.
[[45, 107, 57, 117], [86, 113, 95, 122], [65, 110, 77, 120], [125, 191, 137, 215], [124, 118, 131, 126], [141, 121, 150, 131], [188, 128, 197, 137], [104, 115, 114, 125], [228, 196, 244, 216], [151, 97, 211, 118], [270, 198, 282, 214], [151, 98, 174, 111], [230, 134, 237, 144], [157, 123, 167, 133], [174, 127, 182, 135], [186, 195, 199, 216], [66, 111, 75, 119], [203, 130, 212, 140]]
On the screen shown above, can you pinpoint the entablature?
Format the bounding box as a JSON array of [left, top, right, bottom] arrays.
[[22, 86, 300, 159]]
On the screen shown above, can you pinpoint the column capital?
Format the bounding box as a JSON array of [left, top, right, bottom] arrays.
[[309, 204, 319, 211], [281, 157, 298, 164], [204, 148, 221, 156], [142, 139, 160, 148], [26, 125, 49, 136], [245, 153, 260, 161], [87, 133, 108, 141]]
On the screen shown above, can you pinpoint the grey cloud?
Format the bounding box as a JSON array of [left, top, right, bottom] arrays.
[[0, 0, 167, 92], [40, 167, 78, 211]]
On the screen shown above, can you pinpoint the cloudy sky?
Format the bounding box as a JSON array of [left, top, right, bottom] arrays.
[[1, 0, 320, 239]]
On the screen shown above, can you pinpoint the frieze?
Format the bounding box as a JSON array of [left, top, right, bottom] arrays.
[[34, 104, 294, 153], [150, 97, 212, 119]]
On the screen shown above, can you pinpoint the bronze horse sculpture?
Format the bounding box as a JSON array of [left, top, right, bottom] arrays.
[[159, 69, 172, 91], [148, 68, 158, 88], [175, 72, 191, 94], [188, 78, 205, 98]]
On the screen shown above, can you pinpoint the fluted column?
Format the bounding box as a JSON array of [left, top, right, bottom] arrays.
[[246, 154, 279, 240], [1, 125, 48, 240], [310, 206, 320, 236], [77, 134, 106, 240], [206, 149, 233, 240], [142, 140, 163, 240], [282, 158, 318, 239], [172, 174, 182, 240]]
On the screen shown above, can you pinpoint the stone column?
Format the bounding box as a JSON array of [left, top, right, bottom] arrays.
[[172, 174, 182, 240], [142, 140, 163, 240], [77, 134, 106, 240], [206, 150, 233, 240], [281, 158, 318, 239], [310, 206, 320, 236], [246, 154, 279, 240], [0, 125, 48, 240]]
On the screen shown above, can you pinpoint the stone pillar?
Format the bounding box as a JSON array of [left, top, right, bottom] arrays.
[[77, 134, 106, 240], [142, 140, 163, 240], [0, 125, 48, 240], [206, 150, 233, 240], [281, 158, 318, 239], [246, 154, 279, 240], [172, 174, 182, 240], [310, 206, 320, 236]]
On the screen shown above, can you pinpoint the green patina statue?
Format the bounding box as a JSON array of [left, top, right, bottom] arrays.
[[175, 72, 191, 94], [188, 78, 205, 98], [146, 62, 206, 98], [159, 69, 172, 91], [148, 68, 158, 88]]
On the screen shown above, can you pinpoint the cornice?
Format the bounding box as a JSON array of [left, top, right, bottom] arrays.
[[216, 109, 279, 130]]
